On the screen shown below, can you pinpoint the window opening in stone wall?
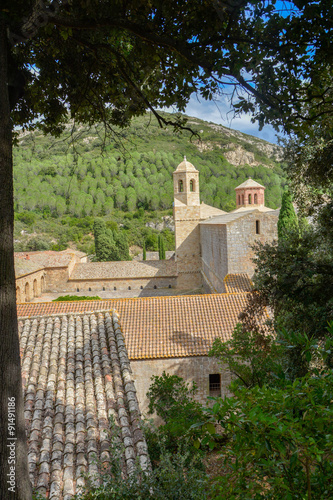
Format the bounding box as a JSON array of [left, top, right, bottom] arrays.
[[128, 286, 131, 290], [190, 179, 195, 192], [179, 179, 183, 192], [77, 288, 80, 292], [89, 287, 91, 291], [248, 194, 252, 204], [209, 374, 221, 397], [254, 193, 257, 204], [154, 285, 157, 289], [238, 195, 241, 205], [256, 220, 260, 234], [103, 287, 105, 291], [169, 284, 172, 288], [114, 286, 117, 291], [242, 194, 244, 205], [25, 282, 30, 302]]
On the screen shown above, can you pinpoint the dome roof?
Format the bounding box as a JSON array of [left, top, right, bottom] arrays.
[[175, 156, 198, 172], [235, 178, 265, 190]]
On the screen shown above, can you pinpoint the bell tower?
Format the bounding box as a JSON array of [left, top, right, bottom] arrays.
[[173, 157, 202, 289]]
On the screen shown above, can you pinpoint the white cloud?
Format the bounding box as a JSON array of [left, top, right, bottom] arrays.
[[175, 94, 282, 145]]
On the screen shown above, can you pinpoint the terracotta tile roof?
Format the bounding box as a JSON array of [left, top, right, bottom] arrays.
[[15, 251, 73, 268], [224, 274, 253, 293], [69, 260, 177, 281], [18, 294, 249, 359], [235, 178, 265, 189], [15, 257, 44, 278], [200, 202, 226, 219], [19, 310, 150, 499]]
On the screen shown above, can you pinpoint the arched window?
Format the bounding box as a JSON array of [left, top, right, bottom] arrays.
[[242, 194, 244, 205], [238, 195, 241, 205], [41, 275, 45, 292], [190, 179, 195, 192], [256, 220, 260, 234], [254, 193, 258, 204], [16, 286, 21, 303], [179, 179, 184, 192], [248, 194, 252, 204], [33, 279, 38, 298], [25, 282, 30, 302]]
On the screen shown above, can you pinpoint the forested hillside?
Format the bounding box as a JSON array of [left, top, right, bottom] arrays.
[[13, 112, 286, 253]]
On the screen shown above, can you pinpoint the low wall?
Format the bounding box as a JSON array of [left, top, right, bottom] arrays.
[[67, 276, 178, 293]]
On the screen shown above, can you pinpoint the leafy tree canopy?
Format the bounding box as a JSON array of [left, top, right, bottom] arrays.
[[4, 0, 333, 136]]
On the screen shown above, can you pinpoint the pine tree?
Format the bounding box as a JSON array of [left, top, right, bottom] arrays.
[[278, 190, 299, 240]]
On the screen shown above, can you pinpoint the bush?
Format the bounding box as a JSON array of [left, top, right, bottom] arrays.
[[53, 295, 101, 302], [77, 418, 208, 500], [206, 372, 333, 499]]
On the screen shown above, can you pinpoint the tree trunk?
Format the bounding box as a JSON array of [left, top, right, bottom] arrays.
[[0, 20, 32, 500]]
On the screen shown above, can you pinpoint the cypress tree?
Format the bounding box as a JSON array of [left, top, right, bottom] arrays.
[[93, 218, 107, 260], [114, 231, 131, 261], [160, 236, 166, 260], [158, 234, 162, 260], [278, 190, 299, 240], [143, 241, 146, 261]]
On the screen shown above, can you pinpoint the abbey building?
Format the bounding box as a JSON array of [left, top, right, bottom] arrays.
[[173, 157, 279, 292]]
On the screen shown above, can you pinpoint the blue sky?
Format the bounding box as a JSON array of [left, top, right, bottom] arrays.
[[183, 94, 283, 145]]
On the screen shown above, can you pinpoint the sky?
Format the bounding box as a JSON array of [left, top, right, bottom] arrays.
[[183, 93, 283, 145]]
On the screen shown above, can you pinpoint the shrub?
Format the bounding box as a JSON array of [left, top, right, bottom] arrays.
[[53, 295, 101, 302]]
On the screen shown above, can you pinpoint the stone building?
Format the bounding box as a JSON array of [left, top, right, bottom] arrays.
[[173, 158, 279, 292]]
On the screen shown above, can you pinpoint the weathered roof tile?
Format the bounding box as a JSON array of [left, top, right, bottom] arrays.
[[19, 310, 150, 499]]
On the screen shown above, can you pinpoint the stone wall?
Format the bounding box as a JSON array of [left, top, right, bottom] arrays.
[[174, 206, 202, 289], [67, 276, 177, 293], [227, 211, 277, 276], [200, 223, 228, 293], [44, 267, 70, 292], [16, 269, 46, 302], [131, 356, 232, 418], [200, 211, 278, 291]]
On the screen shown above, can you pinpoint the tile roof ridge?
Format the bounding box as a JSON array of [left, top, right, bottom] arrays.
[[18, 308, 118, 321]]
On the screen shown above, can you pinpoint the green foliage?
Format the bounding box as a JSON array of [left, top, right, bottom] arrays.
[[278, 189, 299, 240], [93, 218, 130, 261], [209, 324, 284, 389], [158, 234, 166, 260], [53, 295, 101, 302], [13, 114, 285, 221], [114, 230, 130, 261], [206, 372, 333, 499], [143, 241, 146, 261], [146, 372, 207, 463], [78, 417, 207, 500], [252, 227, 333, 341]]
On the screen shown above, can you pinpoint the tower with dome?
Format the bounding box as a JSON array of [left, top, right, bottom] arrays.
[[173, 157, 279, 292]]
